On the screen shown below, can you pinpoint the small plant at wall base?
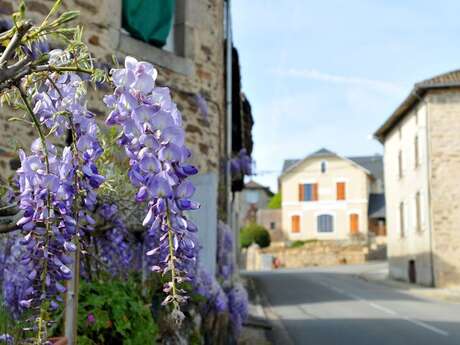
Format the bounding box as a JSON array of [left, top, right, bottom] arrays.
[[240, 223, 271, 248]]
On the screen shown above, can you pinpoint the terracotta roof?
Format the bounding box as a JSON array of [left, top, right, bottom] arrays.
[[244, 180, 274, 196], [374, 69, 460, 141]]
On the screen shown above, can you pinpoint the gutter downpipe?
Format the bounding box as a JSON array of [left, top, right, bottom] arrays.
[[225, 0, 233, 229], [412, 88, 436, 287]]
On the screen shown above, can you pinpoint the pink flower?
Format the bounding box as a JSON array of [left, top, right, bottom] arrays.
[[87, 313, 96, 325]]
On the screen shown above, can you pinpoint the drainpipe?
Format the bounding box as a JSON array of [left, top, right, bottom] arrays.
[[411, 89, 435, 287], [225, 0, 233, 229]]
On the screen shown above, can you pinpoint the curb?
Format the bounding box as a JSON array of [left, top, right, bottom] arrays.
[[248, 278, 295, 345]]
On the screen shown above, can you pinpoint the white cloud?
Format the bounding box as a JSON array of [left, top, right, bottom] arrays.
[[273, 68, 407, 95]]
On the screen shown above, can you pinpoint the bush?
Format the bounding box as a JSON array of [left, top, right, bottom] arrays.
[[240, 223, 271, 248], [267, 193, 281, 209], [289, 239, 318, 248], [75, 279, 158, 345]]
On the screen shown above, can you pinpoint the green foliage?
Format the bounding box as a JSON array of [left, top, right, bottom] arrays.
[[267, 193, 281, 209], [0, 299, 32, 344], [240, 223, 271, 248], [76, 279, 158, 345], [289, 239, 318, 248]]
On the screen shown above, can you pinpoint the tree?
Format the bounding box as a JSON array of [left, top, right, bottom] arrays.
[[267, 192, 281, 209], [240, 223, 271, 248]]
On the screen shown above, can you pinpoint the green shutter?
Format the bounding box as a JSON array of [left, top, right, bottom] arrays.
[[122, 0, 175, 48]]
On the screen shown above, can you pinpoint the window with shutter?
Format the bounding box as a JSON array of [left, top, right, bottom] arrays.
[[350, 213, 359, 234], [337, 182, 346, 200], [122, 0, 176, 49], [291, 215, 300, 233], [317, 214, 333, 233], [399, 202, 405, 237], [299, 183, 318, 201], [298, 184, 304, 201]]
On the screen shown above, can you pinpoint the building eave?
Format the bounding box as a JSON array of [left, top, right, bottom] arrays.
[[374, 81, 460, 143]]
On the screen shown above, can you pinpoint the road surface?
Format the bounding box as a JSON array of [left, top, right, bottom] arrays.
[[244, 263, 460, 345]]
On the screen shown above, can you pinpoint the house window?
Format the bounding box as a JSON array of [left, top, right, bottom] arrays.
[[398, 150, 403, 178], [399, 202, 405, 237], [298, 183, 318, 201], [336, 182, 346, 200], [291, 215, 300, 233], [414, 135, 419, 168], [317, 214, 333, 233], [350, 213, 359, 234], [321, 161, 327, 173], [270, 222, 276, 230], [122, 0, 176, 50], [415, 192, 421, 231], [245, 191, 259, 204]]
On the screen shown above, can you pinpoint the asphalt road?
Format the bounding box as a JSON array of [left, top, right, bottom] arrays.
[[244, 263, 460, 345]]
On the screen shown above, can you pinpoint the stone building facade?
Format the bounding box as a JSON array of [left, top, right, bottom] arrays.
[[375, 70, 460, 287], [0, 0, 248, 274]]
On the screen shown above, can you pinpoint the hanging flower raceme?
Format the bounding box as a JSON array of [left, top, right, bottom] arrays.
[[227, 282, 249, 336], [193, 267, 228, 315], [104, 56, 200, 308], [217, 220, 235, 283], [32, 70, 105, 218], [9, 70, 105, 318], [13, 142, 77, 314], [230, 148, 252, 179]]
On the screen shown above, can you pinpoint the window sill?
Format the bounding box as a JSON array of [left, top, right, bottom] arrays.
[[118, 33, 194, 76]]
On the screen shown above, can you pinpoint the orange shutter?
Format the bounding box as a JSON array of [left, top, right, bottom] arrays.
[[350, 214, 359, 234], [337, 182, 346, 200], [312, 183, 318, 201], [291, 215, 300, 233], [298, 184, 304, 201]]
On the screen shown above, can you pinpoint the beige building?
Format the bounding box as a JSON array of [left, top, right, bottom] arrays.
[[375, 70, 460, 287], [280, 149, 385, 242]]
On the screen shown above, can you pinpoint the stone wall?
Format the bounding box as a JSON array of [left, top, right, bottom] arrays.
[[257, 209, 284, 242], [0, 0, 226, 183], [428, 89, 460, 287], [0, 0, 227, 274], [243, 241, 366, 270]]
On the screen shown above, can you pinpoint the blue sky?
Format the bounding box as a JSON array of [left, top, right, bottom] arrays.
[[231, 0, 460, 192]]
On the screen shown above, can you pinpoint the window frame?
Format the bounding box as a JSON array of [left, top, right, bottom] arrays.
[[317, 214, 334, 233], [336, 182, 346, 201], [399, 201, 405, 237], [291, 214, 301, 233], [320, 160, 327, 174]]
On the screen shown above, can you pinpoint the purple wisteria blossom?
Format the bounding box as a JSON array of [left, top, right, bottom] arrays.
[[95, 203, 134, 276], [193, 267, 228, 315], [217, 221, 235, 282], [104, 56, 200, 308], [6, 71, 105, 316], [227, 282, 249, 336], [12, 143, 77, 314], [230, 148, 252, 178]]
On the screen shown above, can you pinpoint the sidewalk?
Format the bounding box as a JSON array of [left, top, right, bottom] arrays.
[[238, 278, 272, 345], [358, 264, 460, 303]]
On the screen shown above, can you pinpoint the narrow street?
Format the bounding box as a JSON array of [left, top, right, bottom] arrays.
[[245, 263, 460, 345]]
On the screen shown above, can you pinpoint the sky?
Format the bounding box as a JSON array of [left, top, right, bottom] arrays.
[[231, 0, 460, 192]]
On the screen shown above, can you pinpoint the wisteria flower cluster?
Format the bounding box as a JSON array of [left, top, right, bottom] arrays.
[[217, 220, 235, 283], [193, 266, 228, 315], [95, 203, 134, 276], [230, 148, 252, 179], [227, 282, 249, 336], [104, 57, 200, 308], [9, 70, 104, 322]]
